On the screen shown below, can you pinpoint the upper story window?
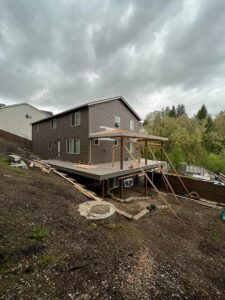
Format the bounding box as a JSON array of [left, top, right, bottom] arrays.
[[130, 120, 134, 131], [71, 111, 81, 126], [51, 118, 57, 129], [26, 114, 32, 119], [34, 124, 39, 132], [114, 140, 118, 146], [66, 139, 80, 154], [115, 116, 120, 128]]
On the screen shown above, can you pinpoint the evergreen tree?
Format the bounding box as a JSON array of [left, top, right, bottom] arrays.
[[196, 105, 208, 120], [169, 105, 176, 117], [176, 104, 186, 117]]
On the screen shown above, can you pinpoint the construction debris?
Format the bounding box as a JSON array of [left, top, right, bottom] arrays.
[[9, 154, 28, 170]]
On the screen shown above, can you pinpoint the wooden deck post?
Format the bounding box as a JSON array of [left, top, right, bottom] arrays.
[[138, 141, 141, 164], [144, 175, 147, 196], [119, 178, 124, 199], [101, 180, 105, 199], [112, 145, 115, 168], [145, 140, 148, 165], [160, 141, 163, 161], [120, 137, 124, 170]]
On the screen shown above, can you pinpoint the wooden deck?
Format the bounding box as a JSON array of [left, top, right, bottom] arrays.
[[44, 159, 165, 180]]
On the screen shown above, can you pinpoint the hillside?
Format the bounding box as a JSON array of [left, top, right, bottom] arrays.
[[0, 145, 225, 299]]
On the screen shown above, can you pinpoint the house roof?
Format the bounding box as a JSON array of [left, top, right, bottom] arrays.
[[0, 102, 50, 117], [89, 129, 168, 142], [32, 96, 141, 124]]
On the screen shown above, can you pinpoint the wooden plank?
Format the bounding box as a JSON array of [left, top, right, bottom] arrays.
[[115, 208, 133, 220], [133, 208, 149, 221]]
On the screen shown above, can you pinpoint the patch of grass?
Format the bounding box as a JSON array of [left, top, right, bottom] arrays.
[[211, 232, 220, 241], [38, 254, 60, 267], [29, 227, 48, 241], [0, 156, 10, 168], [90, 223, 98, 229]]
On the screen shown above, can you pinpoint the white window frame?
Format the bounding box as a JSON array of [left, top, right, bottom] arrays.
[[130, 120, 134, 131], [66, 139, 80, 154], [51, 118, 57, 129], [71, 111, 81, 127], [34, 124, 39, 132], [115, 116, 120, 128], [48, 139, 52, 150], [94, 139, 100, 146]]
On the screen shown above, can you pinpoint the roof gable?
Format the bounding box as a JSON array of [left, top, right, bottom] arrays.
[[32, 96, 141, 124]]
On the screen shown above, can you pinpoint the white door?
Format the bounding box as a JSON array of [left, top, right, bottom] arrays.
[[57, 140, 61, 158]]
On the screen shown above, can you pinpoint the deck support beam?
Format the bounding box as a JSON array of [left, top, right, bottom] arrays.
[[101, 179, 105, 199], [119, 178, 124, 199], [144, 175, 147, 196], [120, 137, 124, 170]]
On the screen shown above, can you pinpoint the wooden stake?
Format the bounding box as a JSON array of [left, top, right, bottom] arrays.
[[148, 145, 180, 204], [162, 148, 190, 196]]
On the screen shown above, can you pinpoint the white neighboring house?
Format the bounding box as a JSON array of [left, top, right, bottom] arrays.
[[0, 103, 50, 141]]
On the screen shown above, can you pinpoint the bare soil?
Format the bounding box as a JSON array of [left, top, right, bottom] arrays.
[[0, 156, 225, 299]]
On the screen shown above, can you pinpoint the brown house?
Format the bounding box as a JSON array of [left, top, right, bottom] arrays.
[[32, 96, 142, 164]]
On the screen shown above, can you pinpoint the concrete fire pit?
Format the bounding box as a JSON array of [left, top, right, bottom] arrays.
[[78, 201, 116, 221]]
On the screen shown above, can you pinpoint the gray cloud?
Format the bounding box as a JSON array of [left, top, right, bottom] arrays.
[[0, 0, 224, 117]]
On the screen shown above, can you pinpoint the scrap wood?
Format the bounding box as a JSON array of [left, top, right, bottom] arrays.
[[74, 163, 97, 169], [133, 209, 149, 221], [163, 192, 223, 210]]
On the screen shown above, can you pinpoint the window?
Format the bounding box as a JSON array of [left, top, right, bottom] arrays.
[[94, 139, 100, 145], [51, 118, 57, 129], [26, 114, 32, 119], [66, 139, 80, 154], [130, 120, 134, 131], [128, 142, 134, 154], [34, 124, 39, 132], [71, 111, 81, 126], [115, 116, 120, 128], [48, 139, 52, 150], [114, 140, 118, 146]]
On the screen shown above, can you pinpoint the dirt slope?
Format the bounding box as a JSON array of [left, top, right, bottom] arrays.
[[0, 158, 225, 299]]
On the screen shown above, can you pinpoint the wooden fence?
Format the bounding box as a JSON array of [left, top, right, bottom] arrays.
[[161, 173, 225, 203]]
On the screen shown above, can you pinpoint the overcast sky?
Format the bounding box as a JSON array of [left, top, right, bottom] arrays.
[[0, 0, 224, 118]]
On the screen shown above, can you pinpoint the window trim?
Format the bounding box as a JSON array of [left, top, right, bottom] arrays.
[[70, 111, 81, 127], [94, 139, 100, 146], [34, 124, 39, 132], [50, 118, 57, 129], [128, 142, 134, 154], [115, 116, 121, 128], [129, 120, 134, 131], [66, 139, 80, 154]]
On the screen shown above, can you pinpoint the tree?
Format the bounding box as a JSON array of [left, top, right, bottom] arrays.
[[176, 104, 186, 117], [169, 105, 176, 118], [196, 105, 208, 120]]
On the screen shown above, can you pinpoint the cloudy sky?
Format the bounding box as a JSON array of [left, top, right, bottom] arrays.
[[0, 0, 224, 118]]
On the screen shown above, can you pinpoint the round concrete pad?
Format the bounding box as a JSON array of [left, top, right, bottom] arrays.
[[78, 201, 115, 220], [90, 204, 111, 215]]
